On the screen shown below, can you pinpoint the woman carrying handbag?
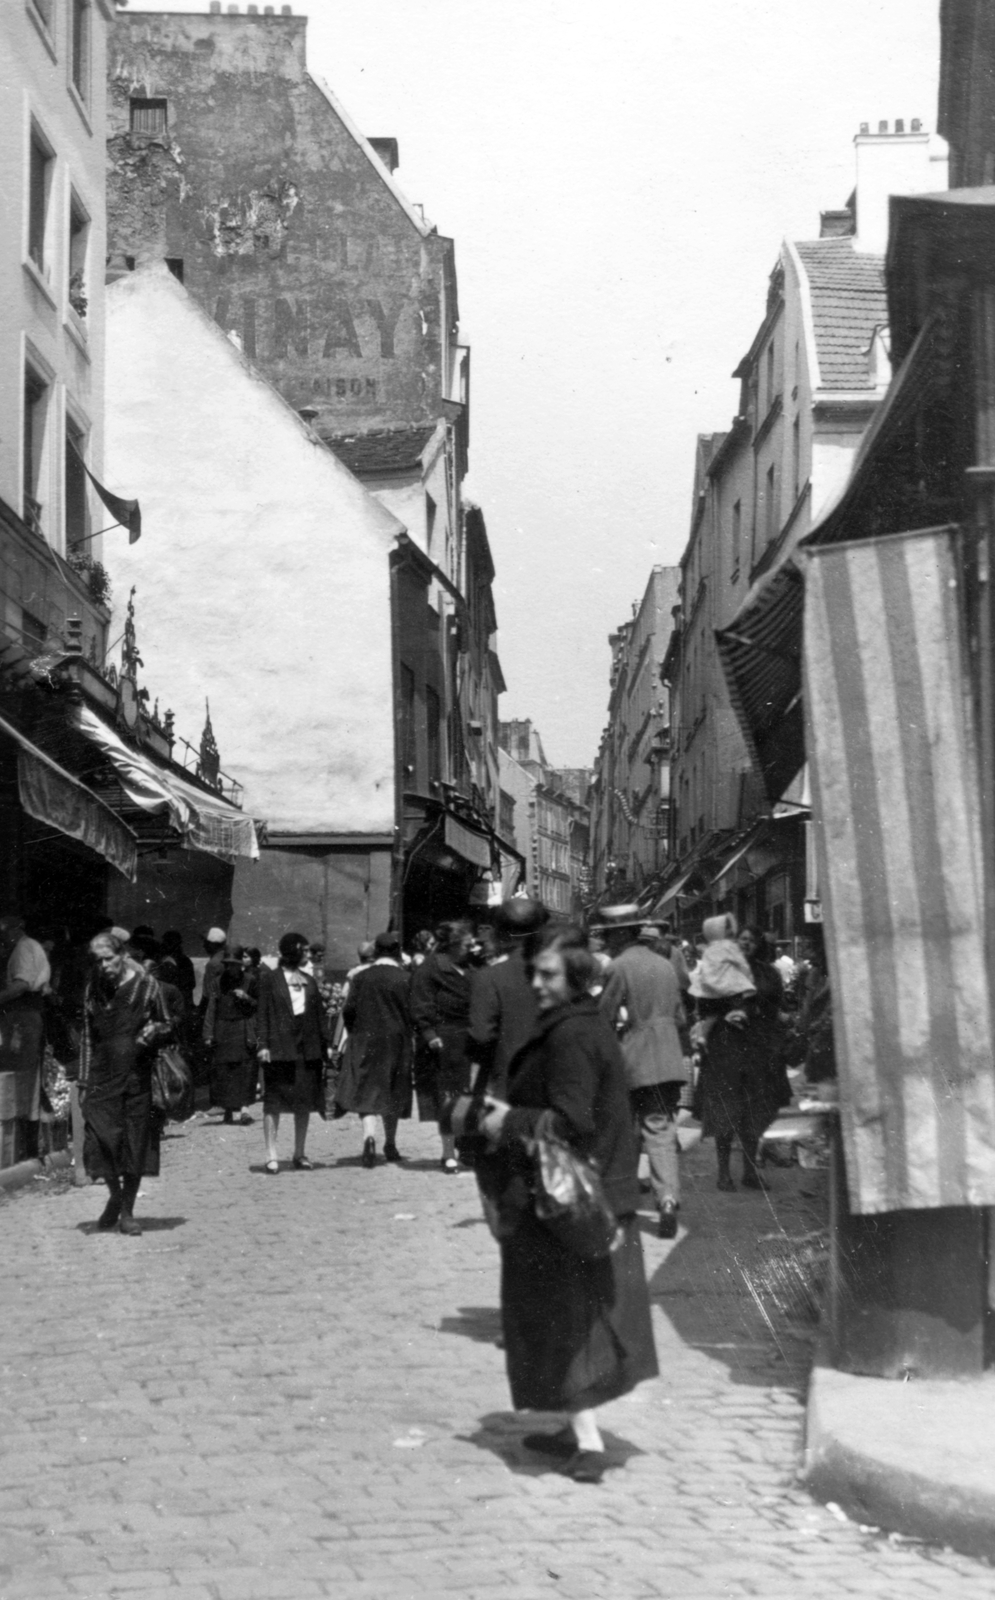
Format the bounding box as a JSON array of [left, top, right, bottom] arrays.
[[477, 924, 658, 1484]]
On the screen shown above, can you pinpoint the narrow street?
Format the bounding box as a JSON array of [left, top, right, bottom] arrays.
[[1, 1119, 991, 1600]]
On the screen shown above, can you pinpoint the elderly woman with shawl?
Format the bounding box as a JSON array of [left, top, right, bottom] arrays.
[[77, 929, 174, 1236]]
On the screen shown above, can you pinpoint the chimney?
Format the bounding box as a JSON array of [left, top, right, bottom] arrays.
[[819, 207, 855, 239], [852, 119, 949, 254], [369, 137, 399, 173]]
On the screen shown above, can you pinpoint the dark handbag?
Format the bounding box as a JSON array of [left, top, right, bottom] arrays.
[[151, 1045, 194, 1121], [530, 1112, 619, 1260]]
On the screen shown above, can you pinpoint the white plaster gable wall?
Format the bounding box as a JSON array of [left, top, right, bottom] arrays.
[[103, 265, 402, 834]]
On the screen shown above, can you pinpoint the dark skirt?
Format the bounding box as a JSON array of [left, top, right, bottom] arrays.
[[336, 1032, 412, 1119], [262, 1057, 324, 1116], [698, 1021, 790, 1144], [415, 1023, 471, 1124], [82, 1056, 160, 1180], [501, 1211, 658, 1412], [212, 1052, 258, 1111]]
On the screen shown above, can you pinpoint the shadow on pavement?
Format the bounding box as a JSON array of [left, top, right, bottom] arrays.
[[644, 1179, 819, 1397], [461, 1410, 646, 1479], [437, 1304, 503, 1344], [76, 1215, 187, 1234]]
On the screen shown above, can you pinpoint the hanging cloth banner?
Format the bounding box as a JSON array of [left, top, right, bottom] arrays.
[[803, 525, 995, 1214], [67, 440, 141, 543]]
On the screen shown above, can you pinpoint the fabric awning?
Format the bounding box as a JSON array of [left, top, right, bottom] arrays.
[[804, 524, 995, 1213], [716, 311, 940, 800], [73, 705, 258, 861], [651, 865, 702, 920], [708, 825, 780, 896], [444, 812, 492, 870], [0, 711, 137, 880]]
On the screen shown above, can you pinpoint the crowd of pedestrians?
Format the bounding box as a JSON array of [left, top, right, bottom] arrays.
[[0, 895, 830, 1482]]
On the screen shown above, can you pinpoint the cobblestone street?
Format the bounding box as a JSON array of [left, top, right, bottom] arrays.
[[2, 1115, 993, 1600]]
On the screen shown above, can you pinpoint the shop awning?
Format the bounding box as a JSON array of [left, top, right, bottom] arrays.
[[0, 711, 137, 881], [716, 311, 940, 800], [73, 705, 258, 861], [708, 825, 783, 897], [444, 812, 492, 870], [651, 864, 702, 920]]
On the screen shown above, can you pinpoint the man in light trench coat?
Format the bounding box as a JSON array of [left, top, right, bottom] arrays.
[[598, 905, 688, 1239]]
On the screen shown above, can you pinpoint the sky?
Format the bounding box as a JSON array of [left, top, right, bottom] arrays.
[[126, 0, 942, 766]]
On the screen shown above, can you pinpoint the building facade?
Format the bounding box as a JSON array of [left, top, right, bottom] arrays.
[[103, 6, 507, 932], [661, 123, 947, 938], [589, 566, 679, 902], [498, 721, 590, 916]]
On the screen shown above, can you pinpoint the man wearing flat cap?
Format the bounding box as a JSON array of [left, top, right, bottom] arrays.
[[597, 904, 688, 1239], [467, 898, 549, 1099]]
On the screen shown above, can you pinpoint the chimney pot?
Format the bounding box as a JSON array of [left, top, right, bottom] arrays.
[[912, 118, 922, 132], [895, 118, 905, 134], [247, 3, 257, 10], [264, 4, 273, 10], [280, 3, 291, 10], [859, 122, 869, 135], [878, 119, 888, 134], [209, 1, 221, 10], [227, 3, 238, 11]]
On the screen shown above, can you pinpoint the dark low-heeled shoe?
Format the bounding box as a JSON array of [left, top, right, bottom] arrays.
[[741, 1172, 769, 1191], [716, 1174, 736, 1192], [361, 1138, 376, 1169], [292, 1155, 314, 1171], [383, 1142, 402, 1163], [658, 1201, 679, 1239], [566, 1449, 607, 1484], [118, 1214, 142, 1237]]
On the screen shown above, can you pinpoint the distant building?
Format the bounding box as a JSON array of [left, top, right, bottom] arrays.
[[497, 721, 590, 916], [663, 123, 947, 939], [589, 567, 679, 902]]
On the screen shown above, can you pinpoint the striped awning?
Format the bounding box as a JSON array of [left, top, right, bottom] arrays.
[[804, 524, 995, 1214], [717, 311, 940, 800]]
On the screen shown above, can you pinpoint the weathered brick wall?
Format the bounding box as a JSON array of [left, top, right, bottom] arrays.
[[107, 12, 448, 436]]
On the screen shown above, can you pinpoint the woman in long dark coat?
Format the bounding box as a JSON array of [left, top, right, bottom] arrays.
[[78, 930, 174, 1236], [478, 924, 658, 1485], [410, 919, 474, 1173], [694, 924, 791, 1191], [204, 950, 258, 1124], [256, 932, 328, 1173], [337, 931, 413, 1168]]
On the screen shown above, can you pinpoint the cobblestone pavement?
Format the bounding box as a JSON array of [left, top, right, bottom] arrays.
[[2, 1112, 993, 1600]]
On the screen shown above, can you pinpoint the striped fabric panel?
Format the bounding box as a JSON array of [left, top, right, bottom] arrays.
[[803, 526, 995, 1214]]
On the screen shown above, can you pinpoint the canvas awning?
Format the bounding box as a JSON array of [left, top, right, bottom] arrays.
[[804, 524, 995, 1214], [708, 825, 782, 897], [716, 311, 940, 800], [73, 705, 258, 861], [0, 711, 137, 880]]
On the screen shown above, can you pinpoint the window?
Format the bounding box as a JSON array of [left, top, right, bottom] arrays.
[[70, 0, 90, 101], [68, 193, 89, 318], [21, 609, 47, 652], [766, 463, 777, 544], [23, 368, 49, 535], [426, 686, 441, 784], [792, 416, 801, 501], [400, 664, 416, 777], [28, 127, 53, 274], [130, 98, 168, 135], [766, 342, 775, 410], [425, 493, 437, 553], [65, 419, 89, 551], [731, 499, 741, 575]]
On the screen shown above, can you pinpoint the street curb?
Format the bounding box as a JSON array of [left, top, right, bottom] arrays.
[[0, 1150, 74, 1194], [802, 1333, 995, 1561]]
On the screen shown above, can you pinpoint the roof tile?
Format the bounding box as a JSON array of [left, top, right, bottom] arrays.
[[794, 239, 887, 390], [322, 425, 437, 475]]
